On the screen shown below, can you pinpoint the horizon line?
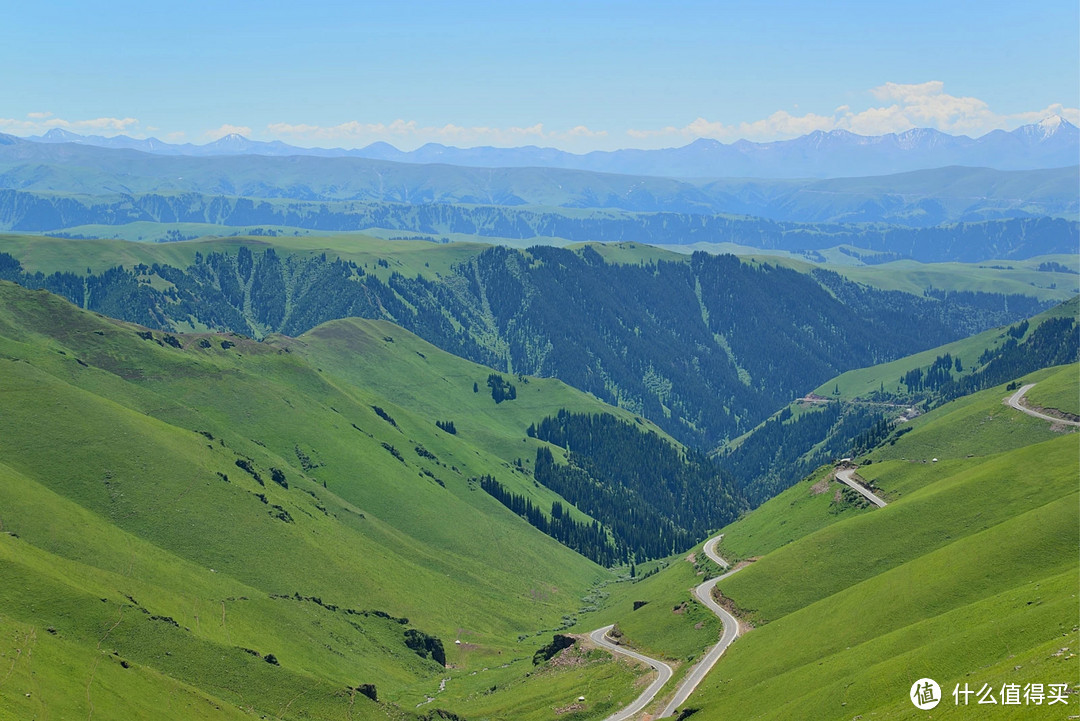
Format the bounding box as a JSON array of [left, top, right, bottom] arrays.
[[6, 114, 1075, 156]]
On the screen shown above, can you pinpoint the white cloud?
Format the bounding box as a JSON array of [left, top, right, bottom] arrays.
[[204, 124, 252, 139], [3, 83, 1075, 153], [565, 125, 608, 138], [870, 80, 945, 102], [999, 102, 1080, 128], [0, 113, 139, 135], [266, 119, 607, 149], [626, 82, 1079, 144], [629, 111, 835, 143]]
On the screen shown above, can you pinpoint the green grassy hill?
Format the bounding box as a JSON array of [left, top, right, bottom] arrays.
[[0, 280, 695, 720], [1, 234, 1055, 455], [9, 232, 1075, 303], [719, 296, 1077, 504], [591, 364, 1078, 718], [814, 297, 1080, 401], [1022, 363, 1079, 417]]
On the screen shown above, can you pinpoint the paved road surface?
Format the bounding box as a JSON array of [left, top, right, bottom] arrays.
[[1006, 383, 1080, 427], [589, 534, 746, 720], [589, 624, 673, 721], [588, 382, 1072, 719], [658, 536, 744, 717], [834, 468, 887, 508]]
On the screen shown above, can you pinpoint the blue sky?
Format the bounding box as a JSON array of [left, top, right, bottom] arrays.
[[3, 1, 1077, 151]]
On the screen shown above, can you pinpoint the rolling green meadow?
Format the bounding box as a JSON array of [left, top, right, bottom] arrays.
[[0, 279, 682, 720], [1, 4, 1078, 717], [813, 297, 1080, 401], [593, 364, 1078, 719], [3, 231, 1077, 304], [0, 231, 1075, 719]]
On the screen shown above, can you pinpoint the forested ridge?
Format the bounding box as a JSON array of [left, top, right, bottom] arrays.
[[478, 475, 619, 566], [529, 410, 744, 561], [0, 239, 1071, 568], [897, 316, 1079, 405], [720, 404, 887, 506], [0, 189, 1075, 261], [0, 245, 1049, 451], [724, 309, 1079, 505]]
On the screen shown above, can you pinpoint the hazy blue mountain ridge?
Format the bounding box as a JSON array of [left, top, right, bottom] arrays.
[[1, 189, 1073, 262], [0, 136, 1076, 225], [18, 115, 1078, 177]]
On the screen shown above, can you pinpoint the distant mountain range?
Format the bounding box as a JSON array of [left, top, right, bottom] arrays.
[[0, 134, 1075, 226], [17, 116, 1078, 178], [2, 188, 1074, 263]]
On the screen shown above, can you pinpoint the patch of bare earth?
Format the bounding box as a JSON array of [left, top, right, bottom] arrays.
[[555, 703, 584, 714], [549, 642, 587, 668], [714, 562, 757, 633], [810, 476, 831, 495], [1021, 399, 1080, 425]]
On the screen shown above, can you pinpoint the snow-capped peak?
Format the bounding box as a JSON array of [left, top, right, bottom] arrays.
[[1037, 115, 1065, 136], [42, 128, 82, 141], [1009, 114, 1079, 143]]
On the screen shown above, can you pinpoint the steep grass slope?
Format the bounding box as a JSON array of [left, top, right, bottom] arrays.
[[583, 361, 1077, 719], [718, 296, 1077, 505], [685, 373, 1078, 719], [1022, 363, 1079, 416], [815, 297, 1079, 401], [0, 280, 676, 719]]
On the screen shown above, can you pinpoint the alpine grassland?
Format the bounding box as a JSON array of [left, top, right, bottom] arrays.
[[584, 352, 1078, 719], [712, 464, 876, 560], [683, 375, 1078, 719], [3, 232, 1075, 308], [832, 255, 1079, 302], [578, 548, 725, 664], [0, 280, 684, 719], [4, 6, 1079, 720], [0, 232, 487, 280], [1022, 362, 1079, 416], [0, 242, 1075, 719], [294, 316, 667, 475], [811, 295, 1079, 401], [0, 233, 1056, 455]]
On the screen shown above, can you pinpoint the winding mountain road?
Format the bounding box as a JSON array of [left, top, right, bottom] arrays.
[[657, 536, 743, 718], [591, 534, 745, 720], [587, 381, 1073, 718], [589, 625, 673, 721], [1006, 383, 1080, 427], [834, 468, 887, 508]]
